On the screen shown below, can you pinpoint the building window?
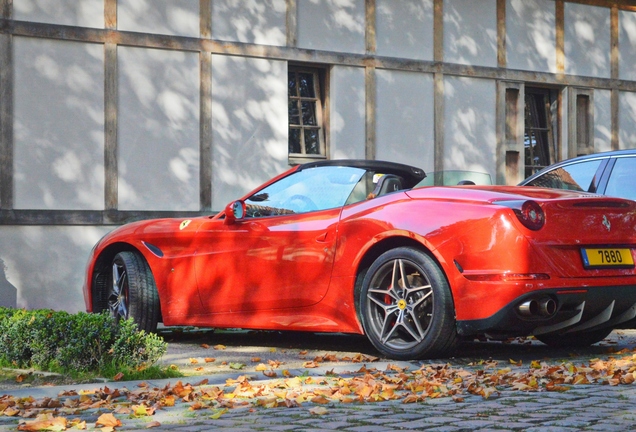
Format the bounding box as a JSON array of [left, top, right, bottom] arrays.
[[524, 88, 557, 177], [288, 67, 326, 160], [570, 89, 594, 157]]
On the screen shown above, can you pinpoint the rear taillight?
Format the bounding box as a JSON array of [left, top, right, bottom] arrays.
[[498, 200, 545, 231]]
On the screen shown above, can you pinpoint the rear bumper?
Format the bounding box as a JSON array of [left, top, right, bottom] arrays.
[[457, 284, 636, 337]]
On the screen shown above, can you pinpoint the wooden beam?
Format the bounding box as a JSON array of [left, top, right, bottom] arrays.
[[104, 0, 116, 30], [200, 51, 212, 211], [200, 0, 211, 39], [0, 210, 214, 226], [0, 30, 12, 209], [556, 0, 564, 75], [434, 73, 444, 177], [365, 0, 376, 54], [286, 0, 297, 47], [365, 65, 376, 160], [611, 88, 619, 150], [497, 0, 506, 68], [611, 4, 619, 81], [104, 43, 118, 210], [2, 19, 636, 91], [433, 0, 443, 63]]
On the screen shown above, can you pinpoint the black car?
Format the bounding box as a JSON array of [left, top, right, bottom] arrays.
[[520, 149, 636, 201]]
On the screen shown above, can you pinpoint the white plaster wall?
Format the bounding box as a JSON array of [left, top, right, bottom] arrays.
[[13, 0, 104, 28], [118, 47, 200, 211], [619, 91, 636, 149], [118, 0, 199, 37], [375, 69, 434, 173], [212, 0, 286, 46], [211, 55, 288, 210], [297, 0, 365, 54], [14, 37, 105, 210], [619, 10, 636, 82], [444, 76, 496, 180], [444, 0, 497, 67], [376, 0, 433, 61], [594, 89, 612, 153], [506, 0, 556, 74], [330, 66, 365, 160], [564, 3, 610, 79], [0, 226, 112, 312]]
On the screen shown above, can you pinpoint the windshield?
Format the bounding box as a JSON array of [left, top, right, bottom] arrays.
[[245, 166, 366, 217]]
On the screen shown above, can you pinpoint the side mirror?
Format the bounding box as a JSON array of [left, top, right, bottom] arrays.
[[224, 200, 246, 225]]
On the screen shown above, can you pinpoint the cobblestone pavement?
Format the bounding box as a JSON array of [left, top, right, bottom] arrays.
[[2, 329, 636, 431]]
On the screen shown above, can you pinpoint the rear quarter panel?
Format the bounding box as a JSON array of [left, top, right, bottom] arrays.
[[334, 191, 547, 320]]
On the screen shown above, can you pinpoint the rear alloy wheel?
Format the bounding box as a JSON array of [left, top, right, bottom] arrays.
[[359, 247, 457, 360], [534, 328, 613, 347], [108, 251, 160, 333]]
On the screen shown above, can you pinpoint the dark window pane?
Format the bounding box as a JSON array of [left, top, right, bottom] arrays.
[[289, 128, 301, 154], [301, 101, 317, 126], [299, 73, 315, 98], [289, 101, 300, 125], [304, 129, 319, 154], [288, 72, 297, 96]]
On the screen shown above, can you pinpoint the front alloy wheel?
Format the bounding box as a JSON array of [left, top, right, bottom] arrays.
[[360, 247, 456, 359], [107, 251, 160, 333]]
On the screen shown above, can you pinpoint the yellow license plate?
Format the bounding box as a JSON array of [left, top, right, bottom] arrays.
[[581, 248, 635, 268]]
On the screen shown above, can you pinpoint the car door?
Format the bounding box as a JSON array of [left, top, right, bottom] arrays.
[[192, 165, 365, 314], [193, 209, 340, 313]]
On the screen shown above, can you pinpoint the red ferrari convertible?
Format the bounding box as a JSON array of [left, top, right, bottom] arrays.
[[84, 159, 636, 359]]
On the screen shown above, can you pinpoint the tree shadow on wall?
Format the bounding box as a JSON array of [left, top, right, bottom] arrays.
[[0, 259, 17, 308]]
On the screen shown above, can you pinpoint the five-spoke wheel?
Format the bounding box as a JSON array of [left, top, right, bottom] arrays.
[[359, 247, 456, 359], [107, 251, 160, 333]]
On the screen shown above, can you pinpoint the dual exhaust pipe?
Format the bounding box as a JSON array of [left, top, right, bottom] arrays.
[[518, 297, 557, 318]]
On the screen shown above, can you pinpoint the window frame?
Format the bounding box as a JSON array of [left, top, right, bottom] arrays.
[[288, 65, 329, 165]]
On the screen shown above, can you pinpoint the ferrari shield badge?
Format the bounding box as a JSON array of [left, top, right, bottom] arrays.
[[180, 219, 192, 230]]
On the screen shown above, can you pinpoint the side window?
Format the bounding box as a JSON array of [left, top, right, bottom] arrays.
[[605, 158, 636, 201], [526, 159, 602, 192], [245, 166, 365, 217]]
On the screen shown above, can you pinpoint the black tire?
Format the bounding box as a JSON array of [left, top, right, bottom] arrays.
[[535, 328, 613, 347], [358, 247, 457, 360], [107, 251, 160, 333]]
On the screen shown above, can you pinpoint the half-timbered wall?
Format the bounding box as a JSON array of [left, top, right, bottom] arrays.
[[1, 0, 636, 312]]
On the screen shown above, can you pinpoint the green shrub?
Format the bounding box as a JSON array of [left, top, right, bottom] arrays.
[[0, 307, 167, 374]]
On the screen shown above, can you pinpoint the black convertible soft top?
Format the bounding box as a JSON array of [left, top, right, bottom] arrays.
[[298, 159, 427, 189]]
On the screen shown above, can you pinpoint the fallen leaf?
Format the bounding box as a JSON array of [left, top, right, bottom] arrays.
[[204, 358, 216, 363], [309, 407, 328, 415], [95, 413, 122, 428], [201, 343, 210, 349], [113, 372, 125, 381], [146, 421, 161, 428], [17, 415, 67, 431], [210, 408, 228, 419], [229, 363, 246, 370], [214, 344, 226, 350]]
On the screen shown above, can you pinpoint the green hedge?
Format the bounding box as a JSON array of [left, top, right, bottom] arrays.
[[0, 308, 166, 373]]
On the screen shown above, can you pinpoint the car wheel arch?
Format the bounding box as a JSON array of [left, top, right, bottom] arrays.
[[90, 242, 162, 322], [353, 235, 455, 322]]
